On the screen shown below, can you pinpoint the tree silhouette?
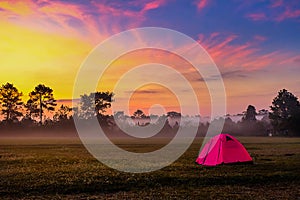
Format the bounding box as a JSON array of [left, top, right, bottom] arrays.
[[53, 104, 72, 122], [78, 93, 94, 119], [242, 105, 257, 121], [258, 109, 268, 115], [94, 92, 114, 115], [133, 109, 146, 118], [114, 111, 125, 119], [28, 84, 57, 124], [0, 83, 23, 122], [24, 99, 39, 121], [269, 89, 300, 135], [78, 91, 113, 119], [167, 111, 181, 118]]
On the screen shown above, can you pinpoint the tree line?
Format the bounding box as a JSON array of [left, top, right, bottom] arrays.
[[222, 89, 300, 136], [0, 83, 113, 125], [0, 82, 300, 136], [0, 83, 57, 124]]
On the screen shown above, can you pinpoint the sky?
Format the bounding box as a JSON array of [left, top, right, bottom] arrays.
[[0, 0, 299, 116]]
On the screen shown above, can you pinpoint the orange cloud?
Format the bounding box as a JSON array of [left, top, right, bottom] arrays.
[[97, 48, 212, 116], [0, 0, 95, 42], [0, 0, 35, 15], [128, 84, 180, 115]]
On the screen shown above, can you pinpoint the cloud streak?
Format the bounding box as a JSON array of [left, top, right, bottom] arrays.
[[244, 1, 300, 22], [194, 0, 209, 11], [0, 0, 169, 44], [246, 13, 267, 21], [198, 32, 298, 70]]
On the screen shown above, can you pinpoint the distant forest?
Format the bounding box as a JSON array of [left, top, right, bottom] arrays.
[[0, 82, 300, 137]]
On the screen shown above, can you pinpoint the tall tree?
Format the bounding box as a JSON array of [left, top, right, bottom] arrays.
[[269, 89, 300, 135], [28, 84, 57, 124], [0, 83, 23, 122], [78, 91, 113, 119], [242, 105, 257, 121]]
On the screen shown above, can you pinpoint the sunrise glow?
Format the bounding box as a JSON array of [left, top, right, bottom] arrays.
[[1, 0, 300, 116]]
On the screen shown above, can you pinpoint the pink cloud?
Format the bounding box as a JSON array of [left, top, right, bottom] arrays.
[[246, 13, 267, 21], [0, 0, 104, 43], [142, 0, 166, 12], [277, 8, 300, 21], [270, 0, 283, 8], [0, 0, 169, 44], [195, 0, 208, 11], [198, 33, 297, 70], [245, 1, 300, 22], [253, 35, 267, 42]]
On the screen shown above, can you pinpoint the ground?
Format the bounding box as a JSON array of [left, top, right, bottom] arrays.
[[0, 137, 299, 199]]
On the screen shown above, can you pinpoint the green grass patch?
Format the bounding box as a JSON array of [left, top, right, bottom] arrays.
[[0, 137, 299, 199]]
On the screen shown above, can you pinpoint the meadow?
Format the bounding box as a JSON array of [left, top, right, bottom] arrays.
[[0, 137, 299, 199]]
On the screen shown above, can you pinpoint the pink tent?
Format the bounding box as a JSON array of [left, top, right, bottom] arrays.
[[196, 133, 252, 166]]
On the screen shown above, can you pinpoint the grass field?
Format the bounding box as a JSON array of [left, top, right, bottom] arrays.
[[0, 137, 299, 199]]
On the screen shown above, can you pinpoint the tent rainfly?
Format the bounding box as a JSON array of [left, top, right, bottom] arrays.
[[196, 133, 252, 166]]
